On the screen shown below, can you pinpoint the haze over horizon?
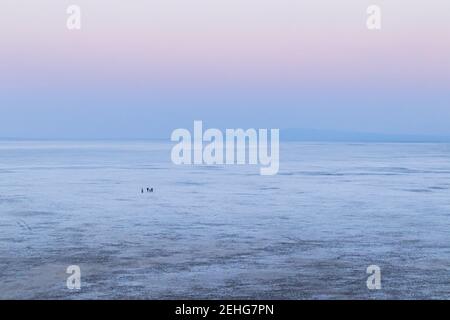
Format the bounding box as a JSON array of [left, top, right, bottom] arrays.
[[1, 0, 449, 139]]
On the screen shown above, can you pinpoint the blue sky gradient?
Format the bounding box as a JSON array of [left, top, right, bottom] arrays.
[[1, 0, 449, 140]]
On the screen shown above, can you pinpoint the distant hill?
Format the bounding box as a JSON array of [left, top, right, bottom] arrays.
[[282, 129, 450, 143]]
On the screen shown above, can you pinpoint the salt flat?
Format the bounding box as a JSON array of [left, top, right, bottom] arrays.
[[0, 141, 449, 299]]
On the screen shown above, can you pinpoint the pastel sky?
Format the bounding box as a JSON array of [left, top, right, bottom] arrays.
[[1, 0, 449, 139]]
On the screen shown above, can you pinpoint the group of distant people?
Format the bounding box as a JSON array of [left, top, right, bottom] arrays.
[[141, 187, 154, 193]]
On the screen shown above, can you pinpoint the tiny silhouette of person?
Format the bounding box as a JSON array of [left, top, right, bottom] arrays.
[[141, 188, 144, 194]]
